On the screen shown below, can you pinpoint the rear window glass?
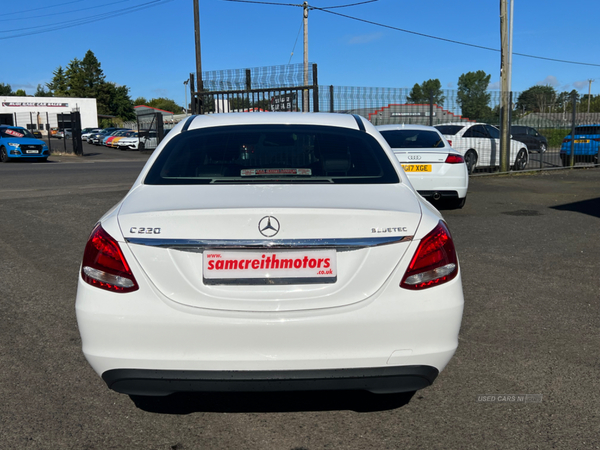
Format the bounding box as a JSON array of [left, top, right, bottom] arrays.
[[379, 130, 444, 148], [435, 125, 464, 135], [144, 124, 400, 185], [575, 126, 600, 135]]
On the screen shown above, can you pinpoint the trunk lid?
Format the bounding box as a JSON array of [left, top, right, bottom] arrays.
[[118, 184, 422, 312]]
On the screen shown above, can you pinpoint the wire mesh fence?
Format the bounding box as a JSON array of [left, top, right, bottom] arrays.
[[193, 63, 598, 173]]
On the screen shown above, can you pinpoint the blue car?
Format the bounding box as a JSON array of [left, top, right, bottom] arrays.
[[0, 126, 50, 163], [560, 124, 600, 166]]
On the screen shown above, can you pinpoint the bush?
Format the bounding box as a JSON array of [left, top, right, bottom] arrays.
[[538, 128, 570, 148]]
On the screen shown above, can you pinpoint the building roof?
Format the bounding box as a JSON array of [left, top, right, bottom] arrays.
[[134, 105, 175, 116]]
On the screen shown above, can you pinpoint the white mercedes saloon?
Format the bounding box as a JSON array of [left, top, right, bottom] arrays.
[[75, 112, 464, 397]]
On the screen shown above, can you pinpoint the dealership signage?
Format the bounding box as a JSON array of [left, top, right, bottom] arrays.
[[271, 93, 297, 112], [1, 102, 69, 108]]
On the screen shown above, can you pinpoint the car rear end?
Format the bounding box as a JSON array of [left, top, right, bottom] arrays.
[[377, 125, 468, 204], [560, 125, 600, 165], [76, 113, 464, 396]]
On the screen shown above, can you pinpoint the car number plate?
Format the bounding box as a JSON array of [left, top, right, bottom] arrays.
[[574, 139, 590, 143], [402, 164, 432, 172], [203, 249, 337, 284], [26, 150, 39, 154]]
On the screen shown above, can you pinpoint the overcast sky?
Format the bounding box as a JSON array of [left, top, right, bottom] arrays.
[[3, 0, 599, 105]]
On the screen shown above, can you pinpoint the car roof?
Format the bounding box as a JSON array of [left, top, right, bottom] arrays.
[[376, 124, 441, 132], [185, 112, 365, 132]]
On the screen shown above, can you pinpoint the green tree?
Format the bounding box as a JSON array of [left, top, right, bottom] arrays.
[[46, 67, 68, 96], [46, 50, 135, 121], [148, 97, 182, 114], [457, 70, 492, 121], [14, 89, 26, 96], [34, 84, 53, 97], [407, 79, 445, 105], [134, 97, 148, 106], [98, 82, 135, 121], [516, 85, 557, 114], [0, 83, 13, 95], [80, 50, 106, 98]]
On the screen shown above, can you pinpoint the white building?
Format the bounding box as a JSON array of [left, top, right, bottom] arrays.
[[0, 96, 98, 133]]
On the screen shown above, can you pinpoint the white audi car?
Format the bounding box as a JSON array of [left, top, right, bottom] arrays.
[[435, 122, 529, 173], [377, 124, 468, 209], [76, 113, 464, 397]]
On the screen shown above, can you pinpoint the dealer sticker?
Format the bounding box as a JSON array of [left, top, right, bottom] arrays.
[[203, 249, 336, 283]]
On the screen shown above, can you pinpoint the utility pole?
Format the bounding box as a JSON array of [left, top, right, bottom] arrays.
[[193, 0, 203, 113], [303, 1, 309, 112], [183, 79, 189, 115], [587, 79, 594, 113], [499, 0, 511, 172]]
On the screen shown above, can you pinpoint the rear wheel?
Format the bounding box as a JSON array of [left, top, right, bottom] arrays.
[[560, 154, 569, 167], [464, 150, 477, 174], [539, 143, 547, 153], [513, 149, 528, 170], [0, 146, 10, 163]]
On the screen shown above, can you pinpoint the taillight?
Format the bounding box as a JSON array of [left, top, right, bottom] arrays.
[[562, 138, 571, 143], [401, 221, 458, 290], [81, 224, 139, 293], [445, 154, 464, 164], [447, 139, 453, 147]]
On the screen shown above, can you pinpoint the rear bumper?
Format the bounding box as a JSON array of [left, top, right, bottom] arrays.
[[103, 365, 439, 396], [418, 190, 461, 200]]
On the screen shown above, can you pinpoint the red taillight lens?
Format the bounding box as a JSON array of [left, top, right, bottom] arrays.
[[401, 221, 458, 290], [447, 139, 452, 147], [562, 138, 571, 143], [81, 224, 138, 293], [445, 154, 464, 164]]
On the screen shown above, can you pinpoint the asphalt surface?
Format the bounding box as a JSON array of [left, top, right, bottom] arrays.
[[0, 143, 598, 449]]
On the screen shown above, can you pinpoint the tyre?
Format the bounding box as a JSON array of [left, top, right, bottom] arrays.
[[37, 157, 48, 163], [539, 143, 547, 153], [0, 146, 10, 163], [464, 150, 477, 174], [560, 154, 569, 167], [513, 149, 528, 170]]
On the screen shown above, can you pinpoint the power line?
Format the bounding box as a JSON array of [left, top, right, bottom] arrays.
[[314, 7, 600, 68], [3, 0, 137, 22], [3, 0, 87, 16], [0, 0, 174, 39]]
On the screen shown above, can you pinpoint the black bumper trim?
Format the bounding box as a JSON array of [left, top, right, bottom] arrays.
[[417, 190, 459, 199], [102, 366, 439, 396]]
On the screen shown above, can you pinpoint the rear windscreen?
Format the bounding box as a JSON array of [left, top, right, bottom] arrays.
[[575, 126, 600, 135], [144, 124, 400, 185], [434, 125, 464, 135], [379, 129, 444, 149]]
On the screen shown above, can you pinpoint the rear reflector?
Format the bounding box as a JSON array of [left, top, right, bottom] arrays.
[[401, 221, 458, 290], [81, 224, 139, 293], [445, 154, 464, 164]]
